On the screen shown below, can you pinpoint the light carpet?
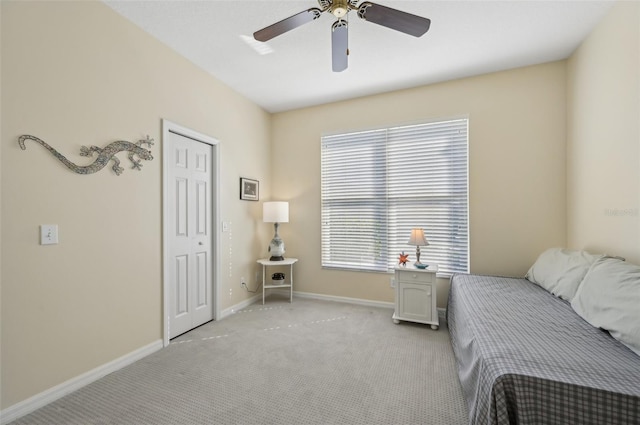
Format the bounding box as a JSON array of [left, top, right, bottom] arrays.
[[10, 296, 468, 424]]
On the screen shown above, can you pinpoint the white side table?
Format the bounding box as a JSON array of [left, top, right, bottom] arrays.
[[258, 258, 298, 305], [393, 264, 439, 330]]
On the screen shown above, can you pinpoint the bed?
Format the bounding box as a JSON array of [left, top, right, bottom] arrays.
[[447, 273, 640, 425]]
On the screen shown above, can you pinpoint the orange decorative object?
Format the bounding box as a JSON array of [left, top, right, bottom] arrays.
[[398, 252, 409, 266]]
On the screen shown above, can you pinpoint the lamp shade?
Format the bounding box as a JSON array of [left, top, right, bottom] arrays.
[[407, 228, 429, 246], [263, 201, 289, 223]]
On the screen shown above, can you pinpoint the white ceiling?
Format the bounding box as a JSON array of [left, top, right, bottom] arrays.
[[104, 0, 615, 113]]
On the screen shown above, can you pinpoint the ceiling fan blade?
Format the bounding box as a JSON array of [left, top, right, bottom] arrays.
[[254, 8, 323, 42], [331, 20, 348, 72], [357, 2, 431, 37]]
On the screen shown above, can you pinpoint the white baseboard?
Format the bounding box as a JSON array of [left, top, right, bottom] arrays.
[[273, 289, 448, 318], [218, 293, 263, 319], [0, 339, 162, 425], [283, 289, 395, 309], [218, 290, 394, 318]]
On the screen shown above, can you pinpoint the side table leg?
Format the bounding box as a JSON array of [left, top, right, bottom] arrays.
[[262, 264, 266, 305], [289, 264, 293, 303]]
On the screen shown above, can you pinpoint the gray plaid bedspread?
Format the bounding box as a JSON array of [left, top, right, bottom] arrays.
[[447, 274, 640, 425]]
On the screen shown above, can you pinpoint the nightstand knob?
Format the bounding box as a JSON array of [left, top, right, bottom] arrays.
[[412, 274, 417, 278]]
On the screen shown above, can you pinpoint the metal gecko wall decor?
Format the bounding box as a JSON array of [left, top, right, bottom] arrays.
[[18, 134, 154, 176]]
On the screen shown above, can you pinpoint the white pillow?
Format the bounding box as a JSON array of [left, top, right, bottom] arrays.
[[571, 257, 640, 357], [525, 248, 601, 301]]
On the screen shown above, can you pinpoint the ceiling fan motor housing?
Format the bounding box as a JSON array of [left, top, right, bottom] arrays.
[[331, 0, 349, 18]]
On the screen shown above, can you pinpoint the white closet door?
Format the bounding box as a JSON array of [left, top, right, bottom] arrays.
[[167, 131, 213, 338]]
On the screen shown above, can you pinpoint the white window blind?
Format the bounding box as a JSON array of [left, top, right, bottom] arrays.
[[321, 118, 468, 274]]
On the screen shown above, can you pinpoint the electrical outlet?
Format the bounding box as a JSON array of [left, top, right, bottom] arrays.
[[390, 277, 396, 288]]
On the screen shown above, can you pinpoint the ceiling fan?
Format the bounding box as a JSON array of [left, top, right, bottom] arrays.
[[253, 0, 431, 72]]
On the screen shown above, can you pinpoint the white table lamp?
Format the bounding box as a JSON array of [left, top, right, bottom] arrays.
[[263, 201, 289, 261], [407, 228, 429, 266]]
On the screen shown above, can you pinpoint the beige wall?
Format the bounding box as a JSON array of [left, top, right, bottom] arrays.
[[0, 0, 3, 409], [272, 62, 567, 308], [567, 1, 640, 264], [0, 1, 271, 408], [4, 0, 636, 416]]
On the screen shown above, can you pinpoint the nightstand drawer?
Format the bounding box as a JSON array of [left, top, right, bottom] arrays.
[[396, 270, 434, 284]]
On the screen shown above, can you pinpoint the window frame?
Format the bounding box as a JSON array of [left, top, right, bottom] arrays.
[[320, 116, 469, 276]]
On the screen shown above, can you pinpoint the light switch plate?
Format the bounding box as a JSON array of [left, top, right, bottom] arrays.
[[40, 224, 59, 245]]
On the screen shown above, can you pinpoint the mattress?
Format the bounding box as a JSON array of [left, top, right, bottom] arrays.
[[447, 274, 640, 425]]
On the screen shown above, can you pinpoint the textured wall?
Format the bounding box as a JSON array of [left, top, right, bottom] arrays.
[[4, 0, 636, 415], [1, 1, 271, 408], [272, 62, 567, 308], [567, 1, 640, 264]]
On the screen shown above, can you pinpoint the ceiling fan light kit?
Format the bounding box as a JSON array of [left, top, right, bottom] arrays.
[[253, 0, 431, 72]]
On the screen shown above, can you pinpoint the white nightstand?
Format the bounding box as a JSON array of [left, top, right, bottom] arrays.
[[393, 264, 439, 330], [258, 258, 298, 305]]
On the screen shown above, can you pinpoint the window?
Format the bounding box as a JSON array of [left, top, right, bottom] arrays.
[[321, 118, 468, 275]]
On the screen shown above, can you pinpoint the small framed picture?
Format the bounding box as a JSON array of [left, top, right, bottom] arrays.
[[240, 177, 259, 201]]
